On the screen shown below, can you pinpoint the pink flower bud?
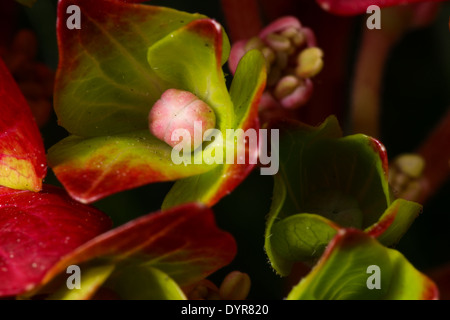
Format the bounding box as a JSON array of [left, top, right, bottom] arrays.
[[228, 16, 321, 113], [149, 89, 216, 150], [259, 16, 302, 40]]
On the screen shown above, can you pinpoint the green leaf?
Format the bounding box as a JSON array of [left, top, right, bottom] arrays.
[[47, 263, 186, 300], [48, 263, 116, 300], [50, 1, 220, 204], [286, 229, 439, 300], [265, 116, 422, 275], [147, 19, 234, 132], [55, 0, 206, 137], [265, 175, 292, 275], [48, 131, 212, 203], [270, 214, 340, 265], [275, 116, 343, 219], [265, 117, 343, 275], [162, 50, 266, 208], [365, 198, 422, 247], [279, 130, 391, 228], [106, 265, 186, 300], [51, 1, 258, 205], [229, 50, 266, 128]]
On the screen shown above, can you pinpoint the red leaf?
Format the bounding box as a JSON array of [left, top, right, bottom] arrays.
[[0, 185, 112, 297], [38, 203, 236, 290], [316, 0, 444, 16], [0, 58, 46, 192]]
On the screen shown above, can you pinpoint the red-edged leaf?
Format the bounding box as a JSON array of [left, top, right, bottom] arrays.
[[49, 0, 235, 204], [54, 0, 202, 137], [33, 203, 236, 296], [287, 229, 439, 300], [265, 116, 422, 276], [316, 0, 445, 16], [48, 132, 213, 204], [0, 58, 46, 192], [206, 115, 260, 206], [0, 185, 111, 297], [162, 50, 266, 208], [365, 198, 421, 245], [207, 49, 265, 205]]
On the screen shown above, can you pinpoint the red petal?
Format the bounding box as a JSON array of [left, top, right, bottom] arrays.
[[0, 185, 111, 297]]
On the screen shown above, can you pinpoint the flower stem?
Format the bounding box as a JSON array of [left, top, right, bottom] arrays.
[[417, 109, 450, 204], [350, 29, 394, 137], [350, 4, 441, 137], [350, 7, 411, 138]]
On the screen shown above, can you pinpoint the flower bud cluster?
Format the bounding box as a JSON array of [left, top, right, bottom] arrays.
[[229, 17, 323, 110]]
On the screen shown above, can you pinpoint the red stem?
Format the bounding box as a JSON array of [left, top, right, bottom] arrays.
[[417, 109, 450, 204], [350, 4, 441, 138], [350, 29, 398, 137], [350, 7, 414, 138]]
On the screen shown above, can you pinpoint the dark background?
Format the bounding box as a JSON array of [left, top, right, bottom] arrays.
[[5, 0, 450, 299]]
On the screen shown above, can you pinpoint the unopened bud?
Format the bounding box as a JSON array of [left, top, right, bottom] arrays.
[[291, 31, 306, 47], [265, 33, 291, 52], [261, 46, 276, 68], [280, 27, 306, 48], [219, 271, 251, 300], [280, 78, 313, 109], [394, 154, 425, 179], [389, 154, 425, 201], [245, 37, 265, 51], [280, 26, 300, 39], [149, 89, 216, 150], [296, 47, 324, 78], [274, 75, 300, 100]]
